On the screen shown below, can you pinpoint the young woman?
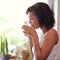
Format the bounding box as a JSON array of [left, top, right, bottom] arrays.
[[22, 2, 59, 60]]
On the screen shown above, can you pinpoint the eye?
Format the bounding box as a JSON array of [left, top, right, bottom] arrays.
[[29, 17, 33, 20]]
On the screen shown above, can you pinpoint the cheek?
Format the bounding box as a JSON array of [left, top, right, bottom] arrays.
[[32, 22, 38, 28], [30, 19, 40, 28], [34, 21, 40, 28], [30, 20, 35, 27], [34, 20, 38, 25]]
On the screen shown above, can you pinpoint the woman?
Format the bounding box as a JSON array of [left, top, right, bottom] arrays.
[[22, 2, 59, 60]]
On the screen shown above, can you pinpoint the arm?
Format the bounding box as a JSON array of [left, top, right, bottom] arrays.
[[29, 37, 33, 58], [33, 29, 58, 60], [22, 26, 58, 60]]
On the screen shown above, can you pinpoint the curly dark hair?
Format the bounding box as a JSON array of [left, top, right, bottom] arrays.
[[26, 2, 55, 30]]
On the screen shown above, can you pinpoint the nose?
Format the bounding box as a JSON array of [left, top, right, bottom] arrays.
[[29, 19, 32, 24]]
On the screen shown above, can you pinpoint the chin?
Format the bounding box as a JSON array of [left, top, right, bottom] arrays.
[[32, 25, 39, 29], [34, 27, 39, 29]]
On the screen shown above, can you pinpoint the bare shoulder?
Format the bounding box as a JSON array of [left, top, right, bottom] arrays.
[[46, 28, 59, 45], [48, 28, 58, 35], [41, 29, 59, 59], [48, 29, 58, 37]]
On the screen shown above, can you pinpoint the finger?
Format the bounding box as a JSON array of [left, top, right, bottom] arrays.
[[21, 25, 26, 29], [23, 31, 27, 34], [22, 25, 29, 31], [23, 31, 31, 37], [22, 25, 27, 29]]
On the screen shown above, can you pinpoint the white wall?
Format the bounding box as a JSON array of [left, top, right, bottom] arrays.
[[48, 0, 60, 59], [48, 0, 58, 30], [55, 0, 60, 59]]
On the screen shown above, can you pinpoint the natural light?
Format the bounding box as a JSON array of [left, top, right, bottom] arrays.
[[0, 0, 48, 60]]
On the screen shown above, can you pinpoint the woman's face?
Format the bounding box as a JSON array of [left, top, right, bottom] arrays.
[[28, 12, 40, 29]]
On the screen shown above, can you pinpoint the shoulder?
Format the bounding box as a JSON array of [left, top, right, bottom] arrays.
[[48, 29, 58, 37], [40, 28, 59, 59], [45, 28, 59, 45]]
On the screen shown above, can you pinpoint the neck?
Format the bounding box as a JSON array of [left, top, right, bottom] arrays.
[[41, 26, 48, 34]]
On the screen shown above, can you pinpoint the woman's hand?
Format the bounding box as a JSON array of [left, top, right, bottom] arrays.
[[22, 25, 37, 37]]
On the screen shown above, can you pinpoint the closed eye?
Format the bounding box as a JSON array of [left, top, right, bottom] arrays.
[[29, 17, 33, 20]]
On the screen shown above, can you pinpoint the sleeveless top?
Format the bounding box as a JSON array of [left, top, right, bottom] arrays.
[[32, 29, 59, 60]]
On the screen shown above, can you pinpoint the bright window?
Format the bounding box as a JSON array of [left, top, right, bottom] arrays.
[[0, 0, 48, 57]]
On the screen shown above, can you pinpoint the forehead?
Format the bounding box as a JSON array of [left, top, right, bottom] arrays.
[[28, 12, 39, 22], [28, 12, 37, 18], [28, 12, 34, 16]]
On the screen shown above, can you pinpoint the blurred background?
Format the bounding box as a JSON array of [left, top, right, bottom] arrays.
[[0, 0, 60, 60]]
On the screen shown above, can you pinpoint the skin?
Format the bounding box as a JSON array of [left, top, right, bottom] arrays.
[[22, 12, 59, 60]]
